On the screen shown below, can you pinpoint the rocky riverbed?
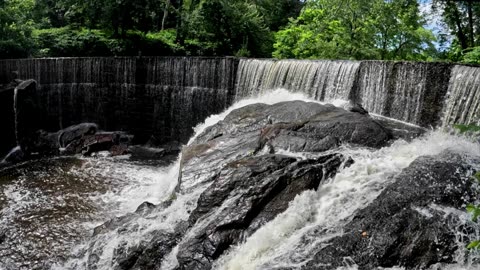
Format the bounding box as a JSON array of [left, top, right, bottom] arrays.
[[1, 92, 480, 270]]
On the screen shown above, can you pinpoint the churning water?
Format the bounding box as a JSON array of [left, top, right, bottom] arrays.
[[1, 89, 480, 270]]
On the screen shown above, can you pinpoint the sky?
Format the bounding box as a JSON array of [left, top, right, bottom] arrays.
[[418, 0, 453, 50]]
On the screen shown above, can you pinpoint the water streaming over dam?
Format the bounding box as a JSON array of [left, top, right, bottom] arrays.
[[0, 57, 238, 147], [1, 57, 480, 151], [1, 58, 480, 269], [234, 59, 453, 127]]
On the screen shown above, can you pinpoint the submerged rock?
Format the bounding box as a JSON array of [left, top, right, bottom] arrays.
[[1, 123, 134, 165], [300, 151, 478, 270]]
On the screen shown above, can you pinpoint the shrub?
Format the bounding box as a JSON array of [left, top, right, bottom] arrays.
[[0, 40, 30, 59], [32, 27, 184, 57], [463, 47, 480, 65]]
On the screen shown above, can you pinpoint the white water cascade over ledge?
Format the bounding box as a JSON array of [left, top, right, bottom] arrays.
[[36, 89, 477, 270], [1, 57, 480, 270]]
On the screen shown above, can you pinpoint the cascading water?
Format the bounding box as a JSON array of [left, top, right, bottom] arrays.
[[234, 59, 360, 101], [2, 57, 479, 130], [1, 57, 237, 144], [442, 65, 480, 128], [18, 90, 471, 270], [214, 131, 480, 269], [234, 59, 453, 126], [355, 61, 432, 124], [3, 57, 480, 269]]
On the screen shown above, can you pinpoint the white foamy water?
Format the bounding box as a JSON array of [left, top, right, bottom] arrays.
[[0, 155, 179, 270], [60, 89, 330, 269], [74, 156, 180, 215], [4, 89, 480, 270], [214, 131, 480, 270], [189, 88, 322, 144]]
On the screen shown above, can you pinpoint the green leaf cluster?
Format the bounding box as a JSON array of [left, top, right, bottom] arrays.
[[453, 124, 480, 134], [273, 0, 437, 60]]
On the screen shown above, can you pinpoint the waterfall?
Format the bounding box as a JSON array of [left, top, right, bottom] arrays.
[[442, 65, 480, 128], [0, 57, 238, 145], [355, 62, 436, 125], [234, 60, 453, 126], [2, 57, 480, 147], [234, 59, 360, 101]]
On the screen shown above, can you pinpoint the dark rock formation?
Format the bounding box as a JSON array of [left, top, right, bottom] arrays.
[[300, 151, 477, 270], [84, 101, 391, 270], [171, 101, 391, 269], [14, 79, 40, 154], [176, 153, 351, 270], [0, 84, 16, 158], [86, 199, 187, 270], [27, 123, 99, 156], [180, 101, 391, 192], [1, 123, 134, 166]]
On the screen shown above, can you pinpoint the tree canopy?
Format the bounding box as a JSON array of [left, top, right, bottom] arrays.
[[273, 0, 436, 60], [0, 0, 478, 63]]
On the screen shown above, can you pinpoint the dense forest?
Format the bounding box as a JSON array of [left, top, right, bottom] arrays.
[[0, 0, 479, 63]]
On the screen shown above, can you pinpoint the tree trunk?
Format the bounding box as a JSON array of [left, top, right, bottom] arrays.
[[467, 0, 475, 47], [162, 0, 171, 30], [447, 0, 469, 50]]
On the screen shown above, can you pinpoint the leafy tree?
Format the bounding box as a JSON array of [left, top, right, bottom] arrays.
[[0, 0, 36, 58], [253, 0, 304, 31], [273, 0, 436, 60], [433, 0, 479, 50], [374, 0, 436, 60], [181, 0, 273, 57]]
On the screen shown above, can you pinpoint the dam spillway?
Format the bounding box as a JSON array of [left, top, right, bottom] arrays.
[[1, 57, 480, 156], [1, 57, 480, 270]]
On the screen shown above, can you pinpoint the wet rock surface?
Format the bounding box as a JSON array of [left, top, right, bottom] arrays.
[[92, 101, 392, 270], [176, 153, 351, 270], [180, 101, 391, 192], [300, 151, 478, 270], [1, 123, 134, 167]]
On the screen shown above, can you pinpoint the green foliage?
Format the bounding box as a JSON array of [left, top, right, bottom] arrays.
[[467, 203, 480, 249], [181, 0, 273, 57], [253, 0, 303, 31], [463, 47, 480, 64], [467, 240, 480, 250], [273, 0, 437, 60], [453, 124, 480, 134], [467, 204, 480, 222], [474, 172, 480, 182], [32, 27, 182, 57], [0, 0, 36, 58], [2, 0, 304, 58]]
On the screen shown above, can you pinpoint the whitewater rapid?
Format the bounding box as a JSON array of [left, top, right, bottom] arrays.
[[3, 89, 480, 270], [189, 90, 480, 270]]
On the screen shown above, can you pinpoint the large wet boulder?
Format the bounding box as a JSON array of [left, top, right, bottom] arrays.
[[176, 153, 351, 270], [301, 151, 478, 270], [83, 101, 392, 270], [171, 101, 390, 269], [180, 101, 391, 192], [1, 123, 134, 166]]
